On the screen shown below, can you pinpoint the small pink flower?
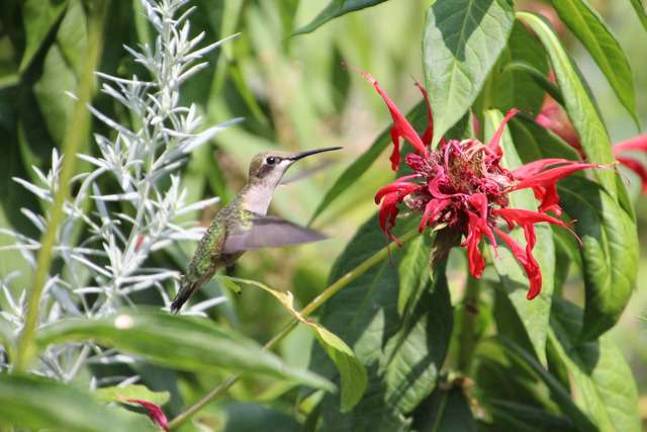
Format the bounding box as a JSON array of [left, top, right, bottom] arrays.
[[127, 399, 169, 431], [366, 73, 598, 299]]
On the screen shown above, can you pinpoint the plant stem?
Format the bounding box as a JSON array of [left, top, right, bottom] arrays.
[[13, 0, 108, 373], [168, 229, 419, 429], [456, 274, 481, 375]]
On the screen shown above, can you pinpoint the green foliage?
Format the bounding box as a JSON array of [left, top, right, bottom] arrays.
[[423, 0, 515, 145], [36, 308, 334, 392], [520, 11, 638, 340], [549, 0, 639, 125], [0, 374, 155, 431], [295, 0, 391, 35]]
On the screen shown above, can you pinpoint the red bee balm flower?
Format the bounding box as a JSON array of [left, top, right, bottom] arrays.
[[366, 74, 598, 299], [127, 399, 169, 431]]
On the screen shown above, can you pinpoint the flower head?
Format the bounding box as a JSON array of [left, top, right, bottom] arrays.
[[367, 74, 598, 299]]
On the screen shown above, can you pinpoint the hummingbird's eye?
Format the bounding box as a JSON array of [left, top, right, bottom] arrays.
[[266, 156, 278, 165]]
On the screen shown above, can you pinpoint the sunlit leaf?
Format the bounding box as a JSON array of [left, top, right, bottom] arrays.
[[519, 12, 638, 339], [423, 0, 514, 145], [220, 276, 366, 412], [294, 0, 390, 35], [550, 0, 638, 125], [627, 0, 647, 32], [0, 374, 154, 431], [549, 299, 640, 432], [484, 110, 555, 365], [95, 384, 170, 406], [36, 308, 334, 392]]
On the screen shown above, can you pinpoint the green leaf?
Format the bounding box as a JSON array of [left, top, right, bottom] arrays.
[[294, 0, 390, 35], [0, 374, 153, 431], [220, 276, 367, 411], [423, 0, 514, 146], [519, 11, 638, 339], [549, 0, 638, 125], [500, 339, 597, 432], [56, 0, 88, 78], [19, 0, 68, 72], [492, 22, 550, 115], [397, 234, 431, 315], [412, 387, 476, 431], [484, 110, 555, 365], [557, 176, 638, 339], [310, 215, 453, 429], [33, 43, 76, 144], [36, 308, 334, 393], [549, 299, 640, 432], [309, 101, 427, 225], [95, 384, 170, 406], [627, 0, 647, 32]]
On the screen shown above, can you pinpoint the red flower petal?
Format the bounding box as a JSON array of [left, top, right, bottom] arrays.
[[616, 156, 647, 193], [414, 81, 436, 147], [362, 72, 428, 170], [494, 228, 542, 300], [613, 133, 647, 154], [465, 212, 486, 278], [493, 207, 569, 230], [419, 198, 451, 232], [127, 399, 169, 432], [510, 158, 574, 180], [512, 161, 598, 191], [486, 108, 520, 157]]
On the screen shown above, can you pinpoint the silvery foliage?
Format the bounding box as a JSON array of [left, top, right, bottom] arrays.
[[0, 0, 238, 381]]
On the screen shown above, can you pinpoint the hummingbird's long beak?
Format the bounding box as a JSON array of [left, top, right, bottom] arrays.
[[288, 146, 342, 162]]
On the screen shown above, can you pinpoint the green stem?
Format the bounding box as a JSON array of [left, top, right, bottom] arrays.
[[13, 1, 108, 373], [456, 274, 481, 375], [168, 229, 419, 429]]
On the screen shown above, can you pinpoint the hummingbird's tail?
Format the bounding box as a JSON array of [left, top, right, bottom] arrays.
[[170, 279, 198, 313]]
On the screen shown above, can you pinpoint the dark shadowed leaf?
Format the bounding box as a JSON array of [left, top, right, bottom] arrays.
[[550, 0, 638, 125], [294, 0, 391, 35], [520, 12, 638, 339], [0, 374, 154, 431], [19, 0, 68, 72], [309, 101, 427, 225], [484, 110, 555, 364], [412, 386, 476, 431], [309, 215, 453, 429], [549, 299, 640, 432], [423, 0, 514, 145], [36, 308, 334, 392]]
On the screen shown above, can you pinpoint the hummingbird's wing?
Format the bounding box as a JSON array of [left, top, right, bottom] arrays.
[[222, 215, 327, 253]]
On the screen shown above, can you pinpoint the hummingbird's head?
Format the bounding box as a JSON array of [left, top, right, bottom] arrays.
[[247, 146, 342, 188]]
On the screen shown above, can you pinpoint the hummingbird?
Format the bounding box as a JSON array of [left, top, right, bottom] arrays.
[[170, 146, 342, 312]]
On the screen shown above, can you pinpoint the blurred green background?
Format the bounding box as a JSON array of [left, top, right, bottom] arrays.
[[1, 0, 646, 426]]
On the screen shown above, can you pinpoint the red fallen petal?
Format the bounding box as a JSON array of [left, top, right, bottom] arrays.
[[127, 399, 169, 432], [487, 108, 520, 157], [512, 162, 598, 191], [414, 81, 435, 146], [419, 198, 451, 232], [494, 228, 542, 300], [613, 133, 647, 154], [616, 156, 647, 193], [362, 72, 428, 167], [511, 158, 574, 180]]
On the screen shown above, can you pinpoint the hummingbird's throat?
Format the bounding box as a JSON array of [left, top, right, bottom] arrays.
[[241, 183, 275, 215]]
